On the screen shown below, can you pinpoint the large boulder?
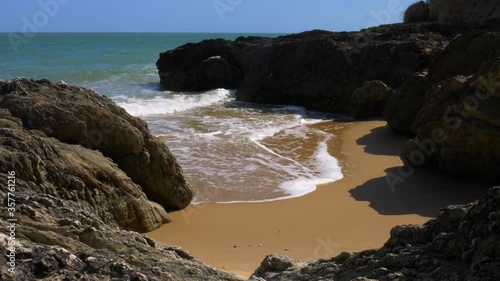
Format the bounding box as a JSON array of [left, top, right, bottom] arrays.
[[0, 78, 240, 280], [430, 0, 500, 23], [404, 1, 431, 24], [0, 118, 169, 233], [384, 71, 434, 136], [158, 24, 465, 115], [250, 187, 500, 281], [401, 59, 500, 182], [0, 78, 194, 210], [349, 80, 394, 118]]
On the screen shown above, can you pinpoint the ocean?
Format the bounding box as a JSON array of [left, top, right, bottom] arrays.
[[0, 33, 344, 203]]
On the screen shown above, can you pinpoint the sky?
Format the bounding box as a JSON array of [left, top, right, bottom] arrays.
[[0, 0, 418, 33]]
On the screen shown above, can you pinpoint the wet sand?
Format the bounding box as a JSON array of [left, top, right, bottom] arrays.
[[147, 120, 491, 278]]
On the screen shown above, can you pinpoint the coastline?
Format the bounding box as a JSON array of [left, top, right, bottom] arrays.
[[147, 120, 491, 278]]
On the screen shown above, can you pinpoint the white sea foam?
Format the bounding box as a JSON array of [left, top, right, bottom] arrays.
[[218, 136, 343, 204], [115, 89, 233, 116], [107, 85, 344, 204]]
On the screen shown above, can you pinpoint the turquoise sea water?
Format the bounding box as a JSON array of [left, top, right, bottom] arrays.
[[0, 33, 344, 203]]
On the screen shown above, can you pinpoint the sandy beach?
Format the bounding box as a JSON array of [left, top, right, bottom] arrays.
[[147, 120, 491, 278]]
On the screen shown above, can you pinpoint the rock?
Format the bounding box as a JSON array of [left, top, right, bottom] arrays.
[[349, 80, 394, 118], [0, 78, 194, 210], [158, 24, 466, 115], [251, 187, 500, 281], [157, 41, 243, 91], [430, 0, 500, 23], [401, 59, 500, 182], [258, 254, 295, 272], [0, 79, 241, 281], [428, 32, 500, 82], [384, 71, 434, 136], [404, 1, 431, 24], [0, 122, 168, 233]]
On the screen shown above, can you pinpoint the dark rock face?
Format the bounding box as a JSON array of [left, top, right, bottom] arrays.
[[401, 59, 500, 182], [384, 71, 434, 136], [349, 80, 393, 118], [0, 78, 193, 210], [0, 79, 240, 281], [404, 1, 431, 24], [157, 40, 243, 91], [430, 0, 500, 23], [250, 186, 500, 281], [158, 24, 462, 115], [428, 32, 500, 82]]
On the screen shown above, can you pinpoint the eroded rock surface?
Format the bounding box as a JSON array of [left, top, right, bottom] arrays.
[[402, 59, 500, 182], [250, 187, 500, 281], [0, 78, 240, 281], [158, 24, 467, 115], [0, 78, 193, 210]]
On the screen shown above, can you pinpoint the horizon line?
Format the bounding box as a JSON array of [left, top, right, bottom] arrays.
[[0, 31, 293, 34]]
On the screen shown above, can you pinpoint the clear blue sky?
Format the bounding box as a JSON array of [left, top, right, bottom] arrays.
[[1, 0, 417, 33]]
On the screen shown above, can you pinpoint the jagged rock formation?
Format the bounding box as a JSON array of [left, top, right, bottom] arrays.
[[0, 79, 240, 280], [158, 24, 467, 115], [250, 186, 500, 281]]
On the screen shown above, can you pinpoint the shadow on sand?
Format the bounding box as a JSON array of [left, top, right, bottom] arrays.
[[349, 166, 492, 217], [350, 124, 493, 217], [356, 125, 411, 156]]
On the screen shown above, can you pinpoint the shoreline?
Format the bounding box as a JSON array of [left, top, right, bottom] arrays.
[[147, 120, 491, 278]]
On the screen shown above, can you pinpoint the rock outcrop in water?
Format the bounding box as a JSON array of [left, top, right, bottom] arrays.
[[158, 24, 467, 114], [0, 79, 240, 280], [250, 186, 500, 281]]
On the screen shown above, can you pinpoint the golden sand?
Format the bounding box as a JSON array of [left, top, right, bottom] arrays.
[[147, 121, 490, 278]]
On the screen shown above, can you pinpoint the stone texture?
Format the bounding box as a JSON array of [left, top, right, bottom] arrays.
[[250, 186, 500, 281], [349, 80, 394, 118], [428, 31, 500, 82], [0, 78, 193, 210], [158, 24, 467, 115], [401, 59, 500, 182], [0, 78, 241, 281], [384, 71, 434, 136]]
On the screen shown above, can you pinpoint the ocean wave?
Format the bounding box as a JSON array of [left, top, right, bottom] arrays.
[[115, 89, 233, 116]]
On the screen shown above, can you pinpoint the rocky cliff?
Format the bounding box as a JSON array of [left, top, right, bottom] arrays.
[[0, 79, 240, 280], [250, 186, 500, 281]]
